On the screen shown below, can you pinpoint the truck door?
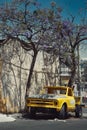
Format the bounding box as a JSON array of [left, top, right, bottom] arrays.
[[67, 88, 75, 109]]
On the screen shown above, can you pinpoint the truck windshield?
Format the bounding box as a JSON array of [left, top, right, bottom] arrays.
[[60, 90, 66, 94], [48, 89, 66, 95]]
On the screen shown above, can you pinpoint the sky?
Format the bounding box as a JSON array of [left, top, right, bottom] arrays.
[[0, 0, 86, 26], [0, 0, 86, 15], [40, 0, 86, 24], [0, 0, 87, 58], [39, 0, 86, 15], [0, 0, 86, 24]]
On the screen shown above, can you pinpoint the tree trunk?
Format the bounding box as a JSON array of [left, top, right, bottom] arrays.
[[25, 50, 38, 97], [68, 67, 76, 87], [68, 50, 76, 87]]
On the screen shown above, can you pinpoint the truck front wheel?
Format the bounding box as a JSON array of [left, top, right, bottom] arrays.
[[29, 107, 36, 118], [58, 104, 67, 119], [75, 105, 82, 118]]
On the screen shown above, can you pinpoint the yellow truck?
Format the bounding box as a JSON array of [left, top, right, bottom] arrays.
[[26, 86, 82, 119]]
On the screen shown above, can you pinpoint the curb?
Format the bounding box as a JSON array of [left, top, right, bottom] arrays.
[[83, 113, 87, 117]]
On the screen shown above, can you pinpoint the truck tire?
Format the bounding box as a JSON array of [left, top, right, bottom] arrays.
[[75, 105, 82, 118], [29, 107, 36, 118], [58, 104, 67, 119]]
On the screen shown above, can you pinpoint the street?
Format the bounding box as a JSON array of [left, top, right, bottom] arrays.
[[0, 116, 87, 130], [0, 107, 87, 130]]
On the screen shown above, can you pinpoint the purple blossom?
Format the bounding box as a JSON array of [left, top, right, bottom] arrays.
[[43, 44, 48, 48], [81, 28, 87, 34], [12, 29, 19, 36], [62, 20, 73, 34], [33, 1, 41, 7], [62, 20, 70, 29], [45, 18, 49, 23], [24, 31, 31, 38]]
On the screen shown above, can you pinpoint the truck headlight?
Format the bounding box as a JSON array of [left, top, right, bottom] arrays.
[[54, 100, 58, 106]]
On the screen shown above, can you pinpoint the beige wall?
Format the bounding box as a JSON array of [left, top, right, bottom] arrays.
[[0, 42, 60, 112]]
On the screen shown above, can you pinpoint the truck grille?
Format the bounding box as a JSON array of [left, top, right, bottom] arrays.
[[27, 98, 57, 106]]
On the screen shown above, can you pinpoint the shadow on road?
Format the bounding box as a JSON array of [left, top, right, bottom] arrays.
[[22, 113, 56, 120], [22, 113, 81, 120]]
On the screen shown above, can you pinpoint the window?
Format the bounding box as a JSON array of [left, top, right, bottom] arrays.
[[68, 89, 72, 96]]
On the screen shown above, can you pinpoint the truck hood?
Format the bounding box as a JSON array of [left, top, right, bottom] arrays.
[[29, 94, 66, 99]]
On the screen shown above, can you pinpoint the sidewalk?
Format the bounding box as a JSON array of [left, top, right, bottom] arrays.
[[0, 113, 16, 122], [83, 113, 87, 118], [0, 111, 87, 123]]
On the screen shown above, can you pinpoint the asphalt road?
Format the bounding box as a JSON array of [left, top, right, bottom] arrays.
[[0, 107, 87, 130], [0, 116, 87, 130], [0, 115, 87, 130]]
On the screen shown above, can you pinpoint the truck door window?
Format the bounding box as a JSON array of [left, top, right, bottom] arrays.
[[68, 89, 72, 96]]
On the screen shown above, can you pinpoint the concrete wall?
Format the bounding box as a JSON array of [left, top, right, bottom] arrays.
[[0, 42, 60, 113]]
